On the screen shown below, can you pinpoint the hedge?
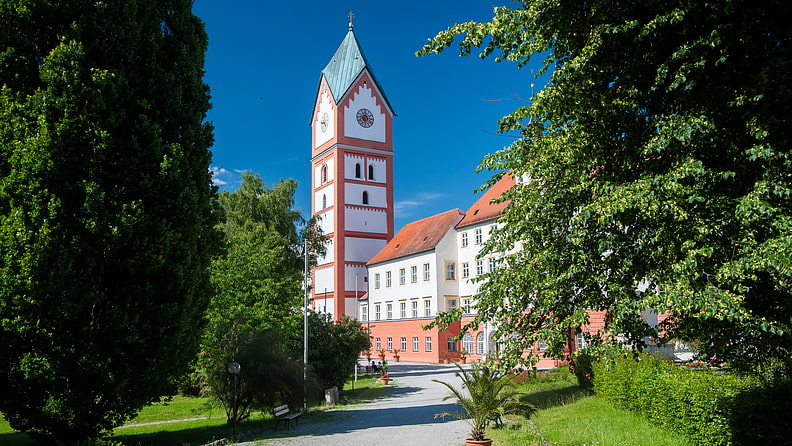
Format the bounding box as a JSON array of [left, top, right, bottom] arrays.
[[593, 353, 791, 445]]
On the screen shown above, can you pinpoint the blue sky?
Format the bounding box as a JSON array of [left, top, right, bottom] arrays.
[[193, 0, 547, 232]]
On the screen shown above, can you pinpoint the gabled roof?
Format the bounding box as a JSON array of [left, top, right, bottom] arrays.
[[368, 209, 464, 266], [320, 27, 394, 114], [456, 173, 515, 229]]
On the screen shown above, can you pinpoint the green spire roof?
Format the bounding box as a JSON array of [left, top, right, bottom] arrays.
[[320, 27, 394, 115]]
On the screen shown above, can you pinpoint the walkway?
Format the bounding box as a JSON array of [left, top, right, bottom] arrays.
[[240, 362, 470, 446]]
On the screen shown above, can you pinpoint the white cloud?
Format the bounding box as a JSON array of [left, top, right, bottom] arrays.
[[395, 192, 447, 218], [209, 166, 242, 188]]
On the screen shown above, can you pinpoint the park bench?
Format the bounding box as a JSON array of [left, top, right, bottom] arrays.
[[273, 404, 301, 430]]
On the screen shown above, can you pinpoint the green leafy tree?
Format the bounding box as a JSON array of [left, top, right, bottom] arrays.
[[418, 0, 792, 376], [201, 173, 324, 421], [0, 0, 219, 441], [305, 311, 371, 391]]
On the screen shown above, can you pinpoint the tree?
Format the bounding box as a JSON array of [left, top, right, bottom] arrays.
[[418, 0, 792, 376], [201, 173, 326, 421], [0, 0, 220, 441], [305, 311, 371, 391]]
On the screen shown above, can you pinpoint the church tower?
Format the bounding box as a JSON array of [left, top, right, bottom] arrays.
[[310, 20, 395, 320]]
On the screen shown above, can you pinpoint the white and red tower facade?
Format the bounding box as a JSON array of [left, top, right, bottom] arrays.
[[310, 24, 395, 320]]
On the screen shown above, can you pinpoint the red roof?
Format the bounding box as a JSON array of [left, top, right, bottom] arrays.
[[367, 209, 464, 266], [456, 173, 515, 228]]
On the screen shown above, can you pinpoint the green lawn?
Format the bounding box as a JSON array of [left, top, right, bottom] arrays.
[[488, 370, 694, 446]]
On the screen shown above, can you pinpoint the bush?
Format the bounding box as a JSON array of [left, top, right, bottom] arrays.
[[592, 353, 788, 445]]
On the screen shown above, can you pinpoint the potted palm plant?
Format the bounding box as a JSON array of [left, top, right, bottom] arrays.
[[434, 362, 533, 446], [392, 348, 401, 362], [379, 360, 390, 385]]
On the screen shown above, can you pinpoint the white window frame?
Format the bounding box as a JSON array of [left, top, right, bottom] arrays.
[[413, 337, 419, 352], [425, 337, 433, 352], [445, 261, 456, 281], [476, 259, 484, 276], [462, 262, 469, 278], [474, 228, 483, 244], [399, 301, 406, 318], [399, 268, 406, 286], [411, 300, 418, 318], [386, 303, 393, 320], [461, 232, 468, 247], [386, 271, 392, 287], [410, 265, 418, 283], [374, 273, 380, 289]]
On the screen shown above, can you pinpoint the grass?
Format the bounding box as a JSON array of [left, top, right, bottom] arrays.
[[488, 369, 694, 446], [0, 375, 390, 446]]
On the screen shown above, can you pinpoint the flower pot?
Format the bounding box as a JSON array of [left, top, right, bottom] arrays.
[[380, 376, 390, 385], [378, 355, 386, 361], [460, 357, 467, 364], [394, 356, 400, 362], [465, 439, 492, 446], [443, 359, 450, 364]]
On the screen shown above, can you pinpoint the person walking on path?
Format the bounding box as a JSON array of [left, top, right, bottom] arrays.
[[241, 362, 469, 446]]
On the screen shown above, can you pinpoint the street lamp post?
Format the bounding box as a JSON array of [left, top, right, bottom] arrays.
[[228, 361, 241, 441]]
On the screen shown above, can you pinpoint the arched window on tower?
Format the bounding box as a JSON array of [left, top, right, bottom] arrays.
[[368, 164, 375, 180], [321, 164, 328, 184], [362, 191, 369, 205], [355, 163, 361, 178], [322, 194, 327, 209]]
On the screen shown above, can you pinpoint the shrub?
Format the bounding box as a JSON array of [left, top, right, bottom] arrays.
[[592, 353, 782, 445]]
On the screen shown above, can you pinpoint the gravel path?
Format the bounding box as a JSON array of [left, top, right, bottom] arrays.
[[239, 362, 470, 446]]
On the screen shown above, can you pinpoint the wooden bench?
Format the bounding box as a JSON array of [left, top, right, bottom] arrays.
[[273, 404, 301, 430]]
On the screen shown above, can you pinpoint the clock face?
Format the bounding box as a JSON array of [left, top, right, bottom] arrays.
[[320, 112, 329, 132], [356, 108, 374, 128]]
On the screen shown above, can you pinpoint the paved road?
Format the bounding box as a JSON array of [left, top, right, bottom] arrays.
[[240, 362, 470, 446]]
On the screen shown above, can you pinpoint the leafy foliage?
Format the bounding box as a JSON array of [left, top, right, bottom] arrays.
[[0, 0, 219, 442], [200, 173, 317, 422], [593, 353, 791, 445], [434, 362, 533, 441], [305, 312, 371, 391], [418, 0, 792, 376]]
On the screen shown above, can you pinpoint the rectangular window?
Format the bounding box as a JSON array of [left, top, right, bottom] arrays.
[[538, 340, 548, 351], [410, 265, 418, 283], [477, 333, 485, 355], [424, 299, 431, 317], [400, 337, 407, 351], [488, 257, 496, 273], [461, 232, 468, 247], [462, 298, 471, 314], [462, 262, 469, 278], [413, 337, 419, 352], [387, 337, 393, 351], [400, 302, 406, 318], [425, 337, 433, 352], [386, 303, 393, 320], [375, 273, 380, 289], [399, 268, 406, 285], [576, 333, 588, 350], [474, 228, 483, 244], [375, 305, 381, 321], [448, 298, 457, 312], [447, 337, 458, 352], [411, 300, 418, 318], [423, 263, 430, 281], [386, 271, 392, 287], [361, 305, 368, 321], [476, 259, 484, 276], [445, 262, 456, 281], [490, 224, 498, 234], [375, 337, 381, 350]]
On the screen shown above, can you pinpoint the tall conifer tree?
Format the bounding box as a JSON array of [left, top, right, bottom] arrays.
[[0, 0, 220, 440]]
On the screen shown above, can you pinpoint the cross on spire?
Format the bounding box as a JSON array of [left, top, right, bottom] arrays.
[[348, 11, 355, 29]]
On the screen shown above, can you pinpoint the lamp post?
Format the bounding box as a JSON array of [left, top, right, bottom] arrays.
[[228, 361, 241, 441]]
